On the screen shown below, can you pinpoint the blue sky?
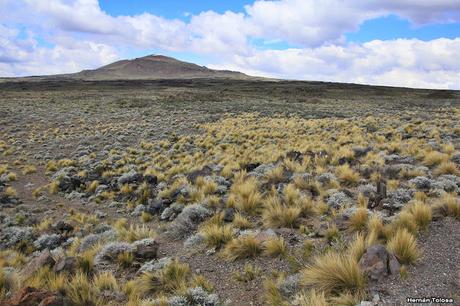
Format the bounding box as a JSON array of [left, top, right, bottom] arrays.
[[1, 0, 460, 88]]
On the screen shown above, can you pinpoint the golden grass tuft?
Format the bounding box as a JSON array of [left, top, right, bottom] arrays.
[[335, 164, 360, 186], [117, 251, 134, 269], [7, 172, 17, 181], [93, 272, 119, 291], [264, 277, 290, 306], [294, 289, 328, 306], [201, 223, 234, 248], [4, 187, 17, 197], [263, 237, 287, 257], [386, 228, 420, 265], [407, 201, 432, 231], [86, 180, 99, 193], [67, 272, 101, 305], [229, 176, 263, 214], [266, 165, 285, 183], [262, 196, 302, 228], [232, 213, 253, 229], [140, 212, 153, 223], [348, 208, 368, 232], [49, 180, 60, 194], [302, 251, 365, 294], [422, 151, 448, 167], [117, 224, 156, 243], [433, 193, 460, 220], [233, 263, 260, 282], [22, 165, 37, 175], [139, 259, 191, 295], [433, 161, 460, 176], [391, 210, 418, 234], [347, 232, 367, 262], [222, 235, 262, 261], [0, 268, 20, 300]]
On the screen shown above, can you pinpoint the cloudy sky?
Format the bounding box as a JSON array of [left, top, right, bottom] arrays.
[[1, 0, 460, 89]]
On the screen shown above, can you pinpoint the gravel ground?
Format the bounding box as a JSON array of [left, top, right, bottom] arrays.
[[377, 217, 460, 306]]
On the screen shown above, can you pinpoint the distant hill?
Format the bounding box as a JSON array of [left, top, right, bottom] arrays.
[[64, 55, 252, 80]]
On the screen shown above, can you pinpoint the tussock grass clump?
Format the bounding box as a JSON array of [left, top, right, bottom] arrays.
[[25, 266, 67, 294], [93, 272, 119, 291], [348, 208, 368, 232], [433, 193, 460, 220], [222, 235, 262, 261], [201, 223, 233, 248], [434, 161, 460, 176], [117, 224, 156, 243], [67, 272, 101, 305], [392, 210, 418, 234], [229, 175, 263, 214], [335, 164, 360, 186], [264, 277, 290, 306], [49, 180, 60, 194], [422, 151, 448, 166], [367, 214, 385, 244], [347, 233, 367, 262], [117, 251, 134, 269], [265, 165, 284, 183], [301, 252, 365, 294], [4, 187, 17, 198], [22, 165, 37, 175], [263, 237, 287, 257], [387, 228, 420, 265], [407, 201, 432, 231], [139, 259, 191, 295], [232, 213, 253, 229], [262, 196, 302, 228], [141, 212, 153, 223], [233, 263, 261, 282], [6, 172, 17, 181], [86, 180, 99, 193], [0, 268, 20, 300], [294, 289, 328, 306]]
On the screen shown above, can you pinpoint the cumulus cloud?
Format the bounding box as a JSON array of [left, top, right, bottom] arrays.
[[0, 24, 118, 76], [209, 38, 460, 89], [1, 0, 460, 88]]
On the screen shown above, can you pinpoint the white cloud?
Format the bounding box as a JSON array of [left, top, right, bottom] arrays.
[[0, 24, 119, 76], [208, 38, 460, 89]]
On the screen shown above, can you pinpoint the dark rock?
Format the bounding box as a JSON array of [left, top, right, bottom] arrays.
[[58, 176, 82, 192], [21, 250, 55, 279], [353, 147, 372, 158], [358, 244, 400, 284], [53, 221, 73, 233], [53, 257, 77, 274], [144, 174, 157, 185], [244, 163, 261, 172], [286, 151, 303, 162], [146, 199, 164, 215], [186, 165, 213, 182], [118, 169, 142, 185], [132, 238, 159, 259], [223, 208, 235, 222]]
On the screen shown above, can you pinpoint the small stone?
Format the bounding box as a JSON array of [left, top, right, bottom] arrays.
[[132, 238, 159, 260], [53, 257, 77, 274], [21, 250, 56, 279], [358, 244, 400, 283], [223, 208, 235, 222]]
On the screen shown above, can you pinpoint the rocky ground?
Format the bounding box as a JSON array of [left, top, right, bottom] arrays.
[[0, 79, 459, 306]]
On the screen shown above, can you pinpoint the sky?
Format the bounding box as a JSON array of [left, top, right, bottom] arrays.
[[1, 1, 460, 89]]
